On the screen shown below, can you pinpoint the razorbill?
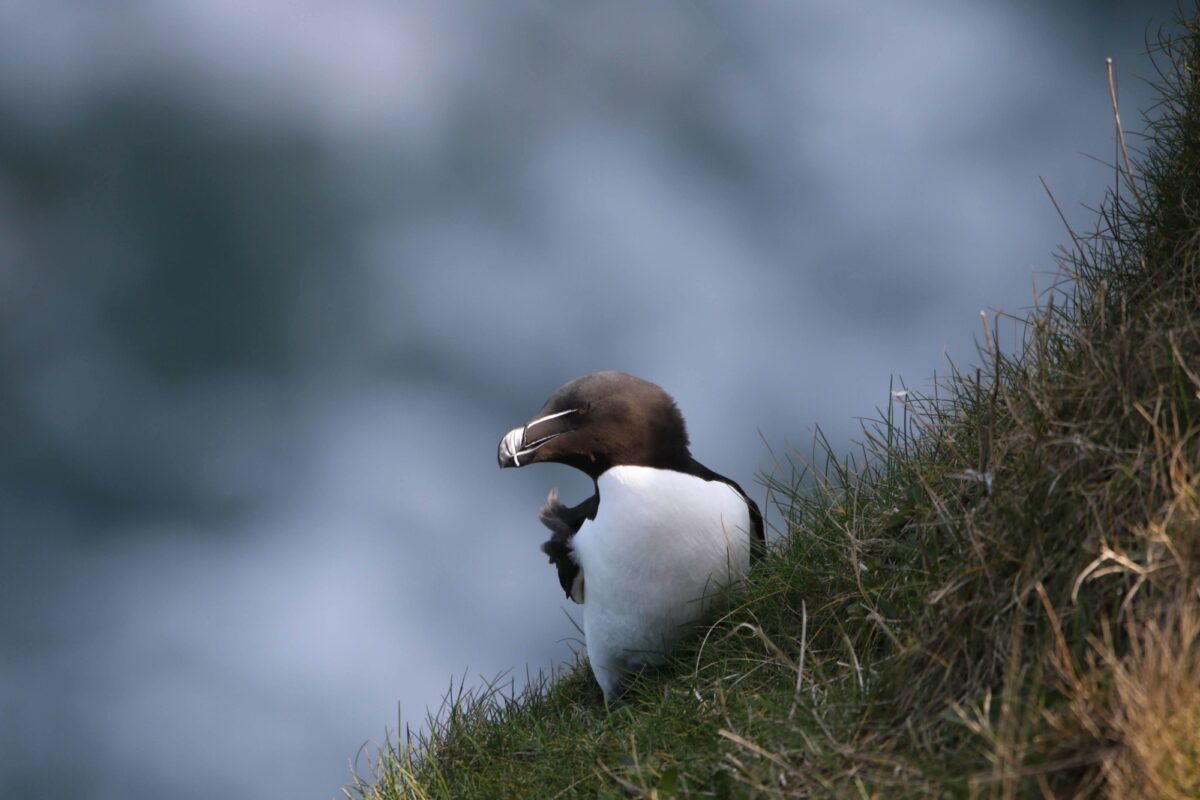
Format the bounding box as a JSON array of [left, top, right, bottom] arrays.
[[497, 371, 764, 701]]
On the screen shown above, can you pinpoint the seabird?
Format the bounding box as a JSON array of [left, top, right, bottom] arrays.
[[498, 371, 764, 701]]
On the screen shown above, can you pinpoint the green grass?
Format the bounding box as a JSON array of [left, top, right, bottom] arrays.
[[347, 12, 1200, 799]]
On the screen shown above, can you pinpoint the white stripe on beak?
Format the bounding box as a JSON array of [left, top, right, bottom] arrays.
[[500, 427, 526, 466], [499, 407, 579, 468], [524, 407, 578, 433]]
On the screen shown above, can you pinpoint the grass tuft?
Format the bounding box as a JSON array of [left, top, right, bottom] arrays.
[[348, 10, 1200, 798]]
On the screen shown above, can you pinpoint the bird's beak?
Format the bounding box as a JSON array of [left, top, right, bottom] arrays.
[[497, 408, 577, 468], [497, 426, 527, 468]]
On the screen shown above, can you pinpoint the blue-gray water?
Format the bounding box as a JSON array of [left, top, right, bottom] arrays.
[[0, 3, 1175, 798]]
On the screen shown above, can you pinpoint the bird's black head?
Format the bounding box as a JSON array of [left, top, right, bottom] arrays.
[[497, 371, 691, 480]]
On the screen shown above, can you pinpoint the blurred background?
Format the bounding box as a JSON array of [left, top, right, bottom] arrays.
[[0, 2, 1178, 798]]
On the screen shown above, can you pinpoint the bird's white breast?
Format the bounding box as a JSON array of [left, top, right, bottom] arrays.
[[571, 465, 752, 698]]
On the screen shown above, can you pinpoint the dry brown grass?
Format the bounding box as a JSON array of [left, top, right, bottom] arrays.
[[1101, 601, 1200, 799], [918, 14, 1200, 794]]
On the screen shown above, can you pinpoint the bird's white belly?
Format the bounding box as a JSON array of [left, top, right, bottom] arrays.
[[571, 465, 752, 698]]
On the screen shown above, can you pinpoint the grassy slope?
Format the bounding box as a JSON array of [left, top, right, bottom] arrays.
[[349, 14, 1200, 799]]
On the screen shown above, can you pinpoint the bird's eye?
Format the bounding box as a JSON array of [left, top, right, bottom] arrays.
[[578, 403, 590, 415]]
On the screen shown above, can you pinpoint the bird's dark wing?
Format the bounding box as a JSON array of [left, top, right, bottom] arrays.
[[744, 494, 765, 562], [538, 487, 597, 603]]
